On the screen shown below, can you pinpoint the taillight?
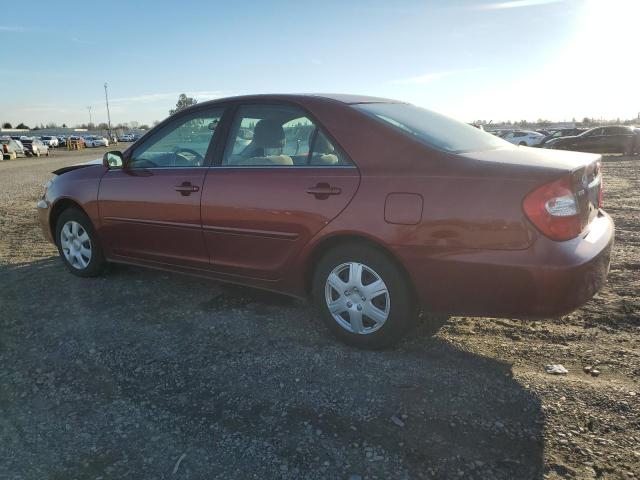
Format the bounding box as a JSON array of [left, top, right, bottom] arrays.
[[523, 175, 581, 241], [2, 144, 7, 153]]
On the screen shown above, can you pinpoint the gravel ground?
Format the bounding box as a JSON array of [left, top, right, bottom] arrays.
[[0, 149, 638, 479]]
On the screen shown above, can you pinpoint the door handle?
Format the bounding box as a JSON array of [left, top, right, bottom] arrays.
[[175, 182, 200, 196], [306, 183, 341, 199]]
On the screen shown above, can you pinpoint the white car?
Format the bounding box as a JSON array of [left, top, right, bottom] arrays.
[[118, 133, 134, 142], [40, 136, 59, 148], [500, 130, 545, 146], [84, 136, 110, 147]]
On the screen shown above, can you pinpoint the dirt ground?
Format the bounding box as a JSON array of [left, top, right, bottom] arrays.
[[0, 148, 638, 479]]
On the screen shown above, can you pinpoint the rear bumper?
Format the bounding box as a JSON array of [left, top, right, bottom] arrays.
[[396, 211, 614, 318]]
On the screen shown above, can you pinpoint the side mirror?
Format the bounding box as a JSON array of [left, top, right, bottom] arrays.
[[103, 150, 124, 169]]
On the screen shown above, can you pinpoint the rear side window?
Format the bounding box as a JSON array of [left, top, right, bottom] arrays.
[[222, 104, 351, 167], [604, 126, 630, 135], [353, 103, 512, 153]]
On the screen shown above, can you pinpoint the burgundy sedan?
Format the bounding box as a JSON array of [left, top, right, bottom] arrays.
[[37, 94, 614, 348]]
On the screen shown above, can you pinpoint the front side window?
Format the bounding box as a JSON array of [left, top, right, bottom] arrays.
[[353, 103, 512, 153], [129, 109, 223, 168], [222, 104, 350, 167], [584, 128, 603, 137]]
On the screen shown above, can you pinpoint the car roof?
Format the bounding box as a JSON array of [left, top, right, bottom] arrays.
[[200, 93, 404, 106]]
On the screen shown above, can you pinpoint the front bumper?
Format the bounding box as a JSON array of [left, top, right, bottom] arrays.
[[396, 211, 614, 318], [37, 199, 54, 243]]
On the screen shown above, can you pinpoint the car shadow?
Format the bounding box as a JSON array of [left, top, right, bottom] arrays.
[[1, 258, 544, 479]]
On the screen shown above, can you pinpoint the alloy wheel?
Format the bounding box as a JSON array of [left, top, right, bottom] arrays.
[[324, 262, 390, 334]]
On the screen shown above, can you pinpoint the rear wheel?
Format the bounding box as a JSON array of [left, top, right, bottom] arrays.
[[519, 141, 527, 146], [312, 244, 418, 349], [55, 208, 107, 277]]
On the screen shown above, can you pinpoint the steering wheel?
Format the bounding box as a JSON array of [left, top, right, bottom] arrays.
[[172, 147, 204, 166]]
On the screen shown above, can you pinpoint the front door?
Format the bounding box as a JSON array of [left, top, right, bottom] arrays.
[[99, 107, 225, 268], [201, 103, 360, 280]]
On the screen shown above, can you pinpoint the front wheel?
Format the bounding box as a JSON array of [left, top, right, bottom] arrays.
[[55, 208, 107, 277], [312, 244, 418, 349]]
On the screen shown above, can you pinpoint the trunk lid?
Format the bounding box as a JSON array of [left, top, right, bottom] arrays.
[[571, 158, 602, 231], [462, 146, 603, 236]]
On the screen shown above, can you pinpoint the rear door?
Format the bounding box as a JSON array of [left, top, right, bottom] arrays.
[[201, 103, 360, 280]]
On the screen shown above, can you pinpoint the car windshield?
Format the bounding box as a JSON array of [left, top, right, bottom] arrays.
[[354, 103, 513, 154]]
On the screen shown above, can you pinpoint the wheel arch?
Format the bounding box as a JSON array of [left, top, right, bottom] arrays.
[[49, 198, 88, 242], [303, 233, 417, 301]]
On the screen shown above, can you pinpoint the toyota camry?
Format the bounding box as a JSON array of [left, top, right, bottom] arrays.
[[37, 94, 614, 348]]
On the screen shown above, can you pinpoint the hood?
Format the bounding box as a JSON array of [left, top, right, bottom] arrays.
[[52, 158, 103, 176]]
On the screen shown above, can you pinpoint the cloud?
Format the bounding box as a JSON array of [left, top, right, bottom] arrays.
[[391, 67, 485, 85], [71, 37, 95, 45], [0, 25, 26, 32], [472, 0, 565, 10]]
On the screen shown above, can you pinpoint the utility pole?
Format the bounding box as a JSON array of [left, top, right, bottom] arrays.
[[87, 106, 92, 128], [104, 82, 112, 138]]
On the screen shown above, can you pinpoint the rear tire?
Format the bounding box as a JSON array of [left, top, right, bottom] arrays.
[[312, 243, 418, 349], [55, 208, 107, 277], [519, 141, 527, 146]]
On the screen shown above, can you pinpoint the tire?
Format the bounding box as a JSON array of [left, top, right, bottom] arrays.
[[312, 243, 418, 349], [55, 208, 107, 277], [519, 141, 527, 146]]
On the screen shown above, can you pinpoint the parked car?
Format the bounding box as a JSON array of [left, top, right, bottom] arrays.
[[1, 136, 21, 159], [40, 135, 59, 148], [537, 128, 589, 148], [548, 125, 639, 155], [57, 136, 67, 147], [68, 136, 86, 147], [500, 129, 545, 146], [1, 136, 25, 157], [118, 133, 134, 142], [37, 94, 613, 348], [84, 135, 109, 147], [21, 137, 49, 157]]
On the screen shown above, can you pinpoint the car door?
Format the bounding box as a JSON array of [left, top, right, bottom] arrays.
[[602, 126, 632, 154], [98, 106, 225, 268], [576, 128, 603, 152], [201, 102, 360, 281]]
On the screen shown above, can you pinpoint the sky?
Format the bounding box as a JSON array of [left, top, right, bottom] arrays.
[[1, 0, 638, 127]]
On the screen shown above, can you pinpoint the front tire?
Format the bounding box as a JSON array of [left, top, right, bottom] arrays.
[[55, 208, 106, 277], [312, 243, 417, 349]]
